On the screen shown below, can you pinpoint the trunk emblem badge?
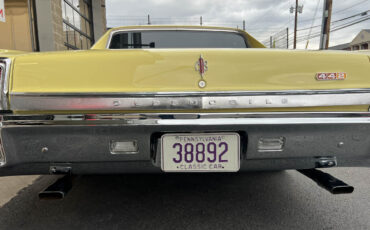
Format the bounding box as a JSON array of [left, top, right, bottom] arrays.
[[195, 55, 208, 88], [316, 72, 347, 81]]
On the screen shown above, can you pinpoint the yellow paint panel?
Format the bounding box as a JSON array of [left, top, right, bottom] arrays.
[[10, 49, 370, 93], [4, 25, 370, 113]]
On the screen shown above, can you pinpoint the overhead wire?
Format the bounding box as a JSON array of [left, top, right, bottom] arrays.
[[298, 0, 369, 23], [333, 0, 369, 14], [295, 16, 369, 43], [305, 0, 321, 49], [297, 10, 369, 31]]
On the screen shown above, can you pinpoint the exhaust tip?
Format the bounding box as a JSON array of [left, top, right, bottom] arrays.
[[331, 186, 354, 195], [39, 191, 65, 200], [38, 175, 74, 200], [298, 169, 355, 195]]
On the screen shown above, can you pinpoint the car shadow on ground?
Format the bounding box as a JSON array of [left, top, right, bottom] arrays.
[[0, 170, 366, 230]]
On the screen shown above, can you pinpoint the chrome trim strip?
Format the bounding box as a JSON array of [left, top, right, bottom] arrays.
[[9, 91, 370, 111], [106, 28, 245, 49], [158, 117, 370, 125], [10, 88, 370, 96], [2, 112, 370, 127], [0, 58, 11, 110], [202, 93, 370, 109], [10, 96, 202, 111]]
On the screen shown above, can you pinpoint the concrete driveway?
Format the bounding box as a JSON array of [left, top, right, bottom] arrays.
[[0, 168, 369, 230]]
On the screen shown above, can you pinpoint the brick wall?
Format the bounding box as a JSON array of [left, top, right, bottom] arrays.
[[51, 0, 66, 51], [91, 0, 107, 41], [101, 0, 107, 33]]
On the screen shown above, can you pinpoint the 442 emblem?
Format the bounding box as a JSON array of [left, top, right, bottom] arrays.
[[316, 72, 347, 81]]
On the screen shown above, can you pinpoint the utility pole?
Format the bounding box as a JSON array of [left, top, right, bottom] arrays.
[[294, 0, 298, 49], [243, 20, 246, 31], [319, 0, 333, 50], [147, 14, 151, 25], [200, 16, 203, 26], [286, 27, 289, 49], [270, 36, 273, 48], [291, 1, 303, 49]]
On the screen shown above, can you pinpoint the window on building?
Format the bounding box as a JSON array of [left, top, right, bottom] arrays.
[[360, 43, 368, 50], [62, 0, 94, 50]]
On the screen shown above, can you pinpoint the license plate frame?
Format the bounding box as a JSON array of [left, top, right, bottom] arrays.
[[161, 133, 240, 173]]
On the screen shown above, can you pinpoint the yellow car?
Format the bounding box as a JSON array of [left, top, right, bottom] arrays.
[[0, 25, 369, 194]]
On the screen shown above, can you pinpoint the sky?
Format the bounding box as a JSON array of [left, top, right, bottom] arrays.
[[106, 0, 370, 49]]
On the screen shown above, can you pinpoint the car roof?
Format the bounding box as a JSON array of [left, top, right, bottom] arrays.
[[108, 25, 244, 33]]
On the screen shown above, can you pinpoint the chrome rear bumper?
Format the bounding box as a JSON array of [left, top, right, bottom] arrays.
[[0, 112, 370, 176]]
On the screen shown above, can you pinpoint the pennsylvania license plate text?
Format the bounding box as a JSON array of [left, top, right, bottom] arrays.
[[161, 133, 240, 172]]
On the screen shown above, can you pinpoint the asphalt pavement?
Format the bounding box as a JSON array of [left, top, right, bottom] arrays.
[[0, 168, 369, 230]]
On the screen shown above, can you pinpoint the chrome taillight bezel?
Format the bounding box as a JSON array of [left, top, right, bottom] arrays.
[[0, 58, 11, 111], [0, 134, 5, 167], [0, 58, 10, 166]]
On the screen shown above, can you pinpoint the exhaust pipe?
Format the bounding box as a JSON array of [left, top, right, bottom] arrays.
[[39, 175, 74, 200], [298, 169, 354, 195]]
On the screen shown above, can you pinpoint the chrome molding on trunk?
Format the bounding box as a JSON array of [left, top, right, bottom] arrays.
[[9, 89, 370, 111]]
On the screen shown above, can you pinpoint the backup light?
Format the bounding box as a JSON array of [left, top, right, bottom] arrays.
[[110, 140, 139, 154], [258, 137, 285, 152]]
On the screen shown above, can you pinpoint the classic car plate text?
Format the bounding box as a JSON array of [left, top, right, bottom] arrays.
[[161, 133, 240, 172]]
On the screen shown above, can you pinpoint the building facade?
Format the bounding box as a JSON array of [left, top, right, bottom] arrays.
[[0, 0, 106, 52], [329, 30, 370, 51], [349, 29, 369, 51]]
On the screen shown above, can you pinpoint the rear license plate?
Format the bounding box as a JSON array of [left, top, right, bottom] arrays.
[[161, 133, 240, 172]]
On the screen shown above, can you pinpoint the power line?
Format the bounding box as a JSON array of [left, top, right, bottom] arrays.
[[332, 10, 369, 23], [295, 16, 369, 43], [305, 0, 321, 49], [297, 10, 369, 31], [266, 1, 369, 48], [298, 0, 369, 24], [298, 15, 369, 38], [281, 15, 368, 46], [333, 0, 369, 14]]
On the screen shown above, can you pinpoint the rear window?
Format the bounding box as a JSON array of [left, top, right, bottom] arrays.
[[109, 30, 248, 49]]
